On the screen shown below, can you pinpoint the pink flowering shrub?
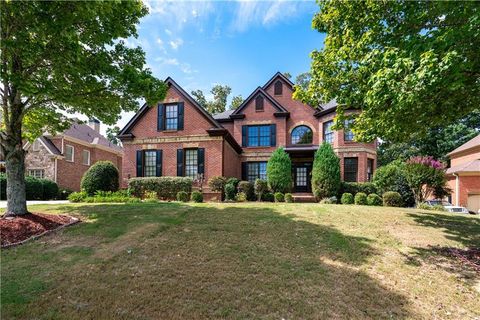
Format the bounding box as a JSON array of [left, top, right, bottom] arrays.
[[406, 156, 445, 170], [404, 156, 448, 204]]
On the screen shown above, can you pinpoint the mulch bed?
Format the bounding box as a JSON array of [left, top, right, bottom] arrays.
[[432, 246, 480, 273], [0, 213, 79, 247]]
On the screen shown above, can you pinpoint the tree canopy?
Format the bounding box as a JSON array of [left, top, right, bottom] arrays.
[[294, 1, 480, 142], [191, 85, 243, 114]]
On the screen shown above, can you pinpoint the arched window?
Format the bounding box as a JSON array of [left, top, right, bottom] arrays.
[[274, 80, 283, 95], [291, 125, 313, 144], [255, 95, 264, 111]]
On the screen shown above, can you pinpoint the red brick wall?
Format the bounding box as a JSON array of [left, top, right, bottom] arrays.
[[447, 175, 480, 207], [222, 140, 241, 179]]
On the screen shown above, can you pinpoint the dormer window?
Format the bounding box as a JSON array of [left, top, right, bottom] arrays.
[[255, 95, 264, 111], [274, 80, 283, 95]]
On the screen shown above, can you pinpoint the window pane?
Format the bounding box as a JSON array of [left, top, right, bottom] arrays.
[[185, 149, 198, 178], [291, 126, 313, 144], [344, 157, 358, 182], [66, 145, 74, 161], [323, 121, 334, 144], [144, 151, 157, 177], [247, 162, 267, 182], [367, 159, 374, 182], [248, 126, 259, 147], [247, 125, 270, 147], [259, 162, 267, 180], [344, 119, 355, 141], [165, 104, 178, 130], [28, 169, 44, 179], [82, 150, 90, 165]]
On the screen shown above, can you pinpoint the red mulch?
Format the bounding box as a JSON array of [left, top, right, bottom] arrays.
[[433, 247, 480, 273], [0, 213, 77, 247]]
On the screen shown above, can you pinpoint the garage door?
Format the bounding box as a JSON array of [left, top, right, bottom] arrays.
[[467, 194, 480, 213]]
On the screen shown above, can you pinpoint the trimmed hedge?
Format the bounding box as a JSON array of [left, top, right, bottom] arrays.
[[0, 174, 60, 200], [40, 179, 59, 200], [367, 193, 382, 206], [254, 179, 268, 201], [262, 192, 275, 202], [176, 191, 189, 202], [129, 177, 193, 200], [383, 191, 403, 207], [225, 183, 236, 201], [338, 182, 377, 198], [81, 161, 119, 196], [354, 192, 368, 205], [208, 176, 227, 195], [0, 174, 6, 200], [191, 191, 203, 203], [274, 192, 284, 202], [238, 181, 255, 201], [341, 193, 354, 204], [285, 193, 293, 203], [25, 176, 43, 200]]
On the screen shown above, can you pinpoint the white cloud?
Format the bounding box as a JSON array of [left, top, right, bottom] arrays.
[[155, 57, 196, 74], [165, 28, 172, 36], [156, 37, 163, 46], [169, 38, 184, 50]]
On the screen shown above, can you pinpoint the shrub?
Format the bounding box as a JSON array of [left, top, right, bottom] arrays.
[[226, 177, 240, 189], [58, 188, 73, 200], [312, 142, 341, 200], [81, 161, 119, 196], [25, 176, 43, 200], [144, 191, 158, 201], [266, 147, 292, 193], [129, 177, 193, 200], [176, 191, 189, 202], [191, 191, 203, 203], [68, 191, 87, 203], [237, 181, 255, 201], [274, 192, 284, 202], [338, 182, 377, 198], [383, 191, 403, 207], [0, 174, 6, 200], [341, 193, 354, 204], [354, 192, 367, 205], [417, 202, 432, 210], [367, 193, 382, 206], [373, 160, 415, 207], [235, 192, 247, 202], [208, 176, 227, 197], [284, 193, 293, 203], [319, 196, 337, 204], [261, 192, 274, 202], [39, 179, 59, 200], [224, 183, 236, 201], [254, 179, 268, 201], [432, 204, 446, 211]]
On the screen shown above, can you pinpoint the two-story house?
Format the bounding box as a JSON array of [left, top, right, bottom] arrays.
[[119, 73, 377, 199]]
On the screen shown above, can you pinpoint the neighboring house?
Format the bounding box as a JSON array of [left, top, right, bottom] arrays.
[[119, 72, 377, 199], [446, 134, 480, 213], [24, 119, 123, 191]]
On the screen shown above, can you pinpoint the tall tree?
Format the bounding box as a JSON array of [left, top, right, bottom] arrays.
[[191, 85, 233, 114], [1, 1, 167, 215], [282, 72, 292, 79], [106, 126, 122, 146], [294, 1, 480, 142], [294, 72, 311, 91], [230, 95, 243, 110]]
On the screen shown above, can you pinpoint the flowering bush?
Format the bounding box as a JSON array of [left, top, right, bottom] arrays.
[[404, 156, 448, 204]]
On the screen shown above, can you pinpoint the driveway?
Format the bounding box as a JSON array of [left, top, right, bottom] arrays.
[[0, 200, 69, 208]]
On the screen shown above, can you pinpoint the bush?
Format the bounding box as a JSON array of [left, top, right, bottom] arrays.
[[235, 192, 247, 202], [224, 183, 236, 201], [226, 177, 240, 189], [237, 181, 255, 201], [144, 191, 158, 201], [266, 147, 292, 193], [319, 196, 337, 204], [338, 182, 377, 198], [432, 204, 447, 211], [58, 188, 73, 200], [383, 191, 403, 207], [25, 176, 43, 200], [208, 176, 227, 197], [312, 142, 341, 200], [0, 174, 6, 200], [39, 179, 59, 200], [68, 191, 87, 203], [285, 193, 293, 203], [373, 160, 415, 207], [354, 192, 367, 205], [274, 192, 284, 202], [191, 191, 203, 203], [254, 179, 268, 201], [261, 192, 275, 202], [367, 193, 382, 206], [81, 161, 119, 196], [341, 193, 354, 204], [417, 202, 432, 210], [0, 174, 59, 200], [129, 177, 193, 200], [176, 191, 189, 202]]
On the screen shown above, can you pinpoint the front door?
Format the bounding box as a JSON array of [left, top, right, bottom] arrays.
[[293, 163, 312, 193]]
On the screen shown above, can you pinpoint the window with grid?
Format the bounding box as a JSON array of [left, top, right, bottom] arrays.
[[185, 149, 198, 178], [28, 169, 44, 179], [255, 95, 264, 111], [344, 119, 355, 141], [165, 104, 178, 130], [323, 121, 334, 144], [274, 80, 282, 95], [247, 125, 270, 147], [247, 162, 267, 182], [65, 145, 74, 162], [82, 150, 90, 165], [291, 126, 313, 144], [344, 157, 358, 182], [143, 151, 157, 177], [367, 158, 374, 182]]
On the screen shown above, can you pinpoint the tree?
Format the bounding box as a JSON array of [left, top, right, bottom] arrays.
[[282, 72, 292, 79], [404, 156, 448, 204], [294, 72, 311, 91], [1, 1, 167, 215], [311, 142, 340, 199], [191, 85, 232, 114], [106, 126, 121, 146], [294, 1, 480, 143], [266, 147, 292, 193], [190, 90, 208, 109], [373, 160, 415, 207], [230, 95, 243, 110]]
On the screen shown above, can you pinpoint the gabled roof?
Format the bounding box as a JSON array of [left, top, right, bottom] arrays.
[[262, 71, 295, 90], [314, 99, 338, 117], [39, 136, 62, 155], [446, 159, 480, 174], [63, 123, 123, 152], [448, 134, 480, 156], [213, 109, 234, 121], [230, 86, 289, 116]]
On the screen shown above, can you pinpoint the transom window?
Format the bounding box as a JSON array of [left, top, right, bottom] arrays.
[[291, 125, 313, 144], [144, 150, 157, 177], [184, 149, 198, 178], [165, 104, 178, 130], [247, 162, 267, 183], [247, 125, 271, 147], [28, 169, 44, 179], [323, 120, 334, 144], [82, 150, 90, 166], [344, 157, 358, 182], [344, 119, 355, 141], [65, 145, 74, 162]]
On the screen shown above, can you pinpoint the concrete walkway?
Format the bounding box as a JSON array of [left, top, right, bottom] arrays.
[[0, 200, 69, 208]]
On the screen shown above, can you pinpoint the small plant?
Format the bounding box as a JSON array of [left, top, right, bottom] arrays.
[[224, 183, 236, 201], [237, 181, 255, 201], [284, 193, 293, 203], [208, 176, 227, 197], [432, 204, 447, 211], [383, 191, 403, 207], [254, 179, 268, 201], [235, 192, 247, 202], [176, 191, 189, 202], [144, 191, 158, 200], [262, 192, 275, 202], [366, 193, 382, 206], [274, 192, 285, 202], [68, 191, 87, 203], [191, 191, 203, 203], [341, 193, 354, 204], [319, 196, 336, 204], [354, 192, 367, 205]]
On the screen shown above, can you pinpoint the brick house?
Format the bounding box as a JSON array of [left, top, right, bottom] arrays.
[[119, 73, 377, 199], [446, 134, 480, 213], [24, 120, 123, 191]]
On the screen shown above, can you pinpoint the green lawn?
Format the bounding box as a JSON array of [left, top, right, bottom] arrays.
[[1, 202, 479, 319]]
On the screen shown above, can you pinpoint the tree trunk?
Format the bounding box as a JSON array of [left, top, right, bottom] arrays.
[[4, 137, 28, 216]]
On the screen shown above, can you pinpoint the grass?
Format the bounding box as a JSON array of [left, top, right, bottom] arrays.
[[1, 202, 479, 319]]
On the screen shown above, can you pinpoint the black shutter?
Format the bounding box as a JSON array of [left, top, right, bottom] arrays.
[[197, 148, 205, 175], [136, 150, 143, 177], [177, 149, 184, 176], [156, 150, 162, 177], [157, 104, 165, 131], [177, 102, 184, 130], [270, 124, 276, 147], [242, 126, 247, 147], [241, 162, 247, 181]]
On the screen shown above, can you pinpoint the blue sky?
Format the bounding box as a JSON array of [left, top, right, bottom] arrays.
[[112, 0, 325, 132]]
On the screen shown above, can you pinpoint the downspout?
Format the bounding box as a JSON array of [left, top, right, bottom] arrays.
[[54, 158, 57, 183], [454, 173, 459, 206]]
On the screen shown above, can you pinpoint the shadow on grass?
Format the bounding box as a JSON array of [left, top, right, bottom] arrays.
[[2, 202, 413, 319]]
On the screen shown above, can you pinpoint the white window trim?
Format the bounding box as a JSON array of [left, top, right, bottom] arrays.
[[28, 169, 45, 179], [32, 139, 41, 151], [82, 150, 91, 166], [65, 144, 74, 162]]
